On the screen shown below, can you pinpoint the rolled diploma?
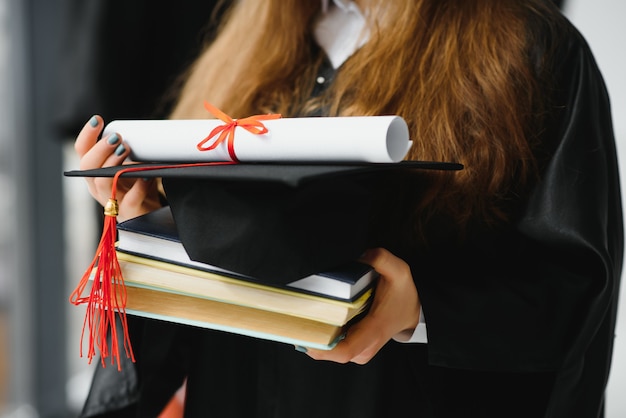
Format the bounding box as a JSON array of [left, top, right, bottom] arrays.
[[102, 115, 411, 163]]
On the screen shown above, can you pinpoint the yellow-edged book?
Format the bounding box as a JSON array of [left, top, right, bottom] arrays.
[[117, 251, 373, 327]]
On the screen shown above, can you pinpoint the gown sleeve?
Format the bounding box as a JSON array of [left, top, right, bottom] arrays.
[[413, 21, 623, 416]]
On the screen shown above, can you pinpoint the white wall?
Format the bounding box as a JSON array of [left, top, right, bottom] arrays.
[[562, 1, 626, 417]]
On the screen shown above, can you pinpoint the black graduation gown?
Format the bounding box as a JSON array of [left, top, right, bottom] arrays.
[[79, 15, 623, 418]]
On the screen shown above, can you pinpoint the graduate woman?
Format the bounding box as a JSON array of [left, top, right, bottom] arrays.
[[74, 0, 623, 417]]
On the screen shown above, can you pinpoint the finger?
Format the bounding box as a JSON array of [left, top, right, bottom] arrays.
[[88, 176, 115, 206], [83, 143, 133, 205], [124, 178, 152, 207], [75, 115, 104, 157], [79, 134, 129, 171], [78, 138, 130, 205], [306, 316, 385, 364], [359, 248, 408, 279], [120, 178, 157, 217], [363, 250, 420, 336]]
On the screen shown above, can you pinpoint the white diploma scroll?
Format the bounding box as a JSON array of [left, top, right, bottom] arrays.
[[102, 116, 411, 163]]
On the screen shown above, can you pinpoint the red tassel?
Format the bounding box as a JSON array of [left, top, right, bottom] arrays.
[[70, 166, 191, 368], [69, 184, 134, 370], [69, 163, 237, 369]]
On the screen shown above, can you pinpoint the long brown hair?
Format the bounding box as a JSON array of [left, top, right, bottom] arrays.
[[170, 0, 563, 230]]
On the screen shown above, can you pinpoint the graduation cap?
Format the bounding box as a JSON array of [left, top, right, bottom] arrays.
[[67, 161, 462, 283]]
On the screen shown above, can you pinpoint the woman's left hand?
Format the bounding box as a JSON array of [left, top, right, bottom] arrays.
[[305, 247, 421, 364]]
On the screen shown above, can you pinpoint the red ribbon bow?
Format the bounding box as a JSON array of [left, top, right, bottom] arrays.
[[197, 101, 282, 162]]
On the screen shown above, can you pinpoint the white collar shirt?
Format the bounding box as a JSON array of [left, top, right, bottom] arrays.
[[314, 0, 370, 69]]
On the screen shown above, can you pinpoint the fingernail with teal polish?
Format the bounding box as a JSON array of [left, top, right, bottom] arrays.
[[107, 133, 119, 145], [115, 144, 126, 156], [295, 346, 308, 353], [89, 116, 98, 127]]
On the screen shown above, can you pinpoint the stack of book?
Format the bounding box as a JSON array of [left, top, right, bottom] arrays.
[[111, 206, 378, 350]]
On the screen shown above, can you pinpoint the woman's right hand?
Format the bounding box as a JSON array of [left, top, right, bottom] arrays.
[[74, 115, 163, 221]]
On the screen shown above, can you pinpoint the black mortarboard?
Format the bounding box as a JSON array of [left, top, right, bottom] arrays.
[[65, 162, 462, 284]]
